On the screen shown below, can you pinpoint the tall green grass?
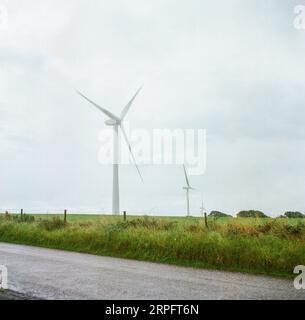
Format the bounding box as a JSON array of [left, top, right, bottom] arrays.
[[0, 215, 304, 278]]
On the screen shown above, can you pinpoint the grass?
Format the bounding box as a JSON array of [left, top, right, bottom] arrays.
[[0, 214, 304, 278]]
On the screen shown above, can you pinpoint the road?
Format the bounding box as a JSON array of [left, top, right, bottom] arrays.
[[0, 243, 303, 300]]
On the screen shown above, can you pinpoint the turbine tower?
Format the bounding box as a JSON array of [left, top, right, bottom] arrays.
[[76, 87, 144, 215], [183, 165, 195, 217], [201, 195, 209, 228], [200, 198, 205, 217]]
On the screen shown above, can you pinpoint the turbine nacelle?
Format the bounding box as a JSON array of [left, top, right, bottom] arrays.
[[105, 119, 120, 126], [183, 186, 195, 191]]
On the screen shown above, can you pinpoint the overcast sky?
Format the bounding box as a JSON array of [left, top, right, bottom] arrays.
[[0, 0, 304, 216]]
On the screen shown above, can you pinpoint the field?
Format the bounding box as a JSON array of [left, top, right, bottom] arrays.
[[0, 213, 305, 278]]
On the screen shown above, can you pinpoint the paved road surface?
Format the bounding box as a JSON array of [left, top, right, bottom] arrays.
[[0, 243, 303, 300]]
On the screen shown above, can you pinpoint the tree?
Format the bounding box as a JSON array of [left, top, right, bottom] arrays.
[[237, 210, 269, 218], [284, 212, 305, 219], [209, 211, 232, 219]]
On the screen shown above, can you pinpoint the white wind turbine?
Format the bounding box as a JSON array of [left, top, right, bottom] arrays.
[[200, 196, 206, 217], [200, 194, 209, 228], [183, 165, 196, 217], [76, 87, 144, 215]]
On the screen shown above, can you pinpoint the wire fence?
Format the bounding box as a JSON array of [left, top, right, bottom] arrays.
[[0, 208, 111, 216]]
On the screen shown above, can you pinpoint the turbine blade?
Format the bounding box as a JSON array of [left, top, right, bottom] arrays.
[[120, 86, 143, 121], [76, 90, 120, 121], [120, 124, 144, 183], [183, 165, 190, 187]]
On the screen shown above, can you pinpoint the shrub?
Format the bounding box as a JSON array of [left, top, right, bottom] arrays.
[[281, 223, 305, 237], [284, 212, 305, 219], [39, 217, 66, 231], [237, 210, 269, 218], [186, 224, 205, 233], [126, 217, 177, 231], [12, 215, 35, 223], [256, 221, 276, 233], [225, 223, 259, 237], [0, 213, 11, 221], [209, 211, 232, 219]]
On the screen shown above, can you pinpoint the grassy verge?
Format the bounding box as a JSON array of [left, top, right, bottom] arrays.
[[0, 215, 304, 278]]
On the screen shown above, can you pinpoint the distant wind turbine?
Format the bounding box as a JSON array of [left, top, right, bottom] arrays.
[[200, 195, 209, 228], [200, 198, 205, 217], [183, 165, 196, 217], [76, 86, 144, 215]]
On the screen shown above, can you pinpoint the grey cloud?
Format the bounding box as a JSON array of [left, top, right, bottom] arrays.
[[0, 0, 304, 216]]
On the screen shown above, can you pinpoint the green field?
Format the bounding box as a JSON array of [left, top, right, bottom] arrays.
[[0, 213, 304, 278]]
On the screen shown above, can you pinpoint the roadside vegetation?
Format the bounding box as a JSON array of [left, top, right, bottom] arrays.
[[0, 212, 305, 278]]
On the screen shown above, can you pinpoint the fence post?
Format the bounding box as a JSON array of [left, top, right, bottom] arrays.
[[204, 212, 209, 229], [123, 211, 127, 222], [64, 210, 67, 225]]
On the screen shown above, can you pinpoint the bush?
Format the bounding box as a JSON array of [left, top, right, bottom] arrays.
[[39, 217, 66, 231], [186, 224, 205, 233], [0, 213, 11, 221], [209, 211, 232, 219], [1, 213, 35, 223], [281, 223, 305, 237], [225, 223, 259, 237], [126, 217, 177, 231], [12, 215, 35, 223], [284, 212, 305, 219], [237, 210, 269, 218]]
